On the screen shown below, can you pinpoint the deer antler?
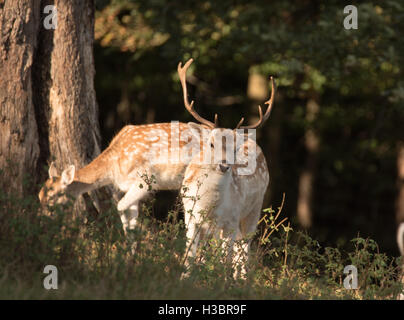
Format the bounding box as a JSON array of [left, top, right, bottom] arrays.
[[178, 58, 218, 129], [236, 76, 276, 130]]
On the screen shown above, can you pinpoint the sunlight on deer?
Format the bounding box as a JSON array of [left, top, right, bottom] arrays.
[[177, 58, 275, 278]]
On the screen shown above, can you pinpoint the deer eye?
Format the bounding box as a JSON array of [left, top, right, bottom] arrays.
[[210, 142, 214, 148]]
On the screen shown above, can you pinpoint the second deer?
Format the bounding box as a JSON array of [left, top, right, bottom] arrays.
[[178, 59, 275, 277]]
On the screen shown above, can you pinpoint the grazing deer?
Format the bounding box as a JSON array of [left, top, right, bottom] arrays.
[[38, 120, 202, 230], [178, 60, 275, 277], [38, 58, 275, 239]]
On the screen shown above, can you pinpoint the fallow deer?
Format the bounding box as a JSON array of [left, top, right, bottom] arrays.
[[39, 121, 203, 231], [178, 60, 275, 277], [39, 59, 275, 239]]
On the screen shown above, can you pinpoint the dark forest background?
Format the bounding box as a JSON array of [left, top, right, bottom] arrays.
[[91, 0, 404, 256]]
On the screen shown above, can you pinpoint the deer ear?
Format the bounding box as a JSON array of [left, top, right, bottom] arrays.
[[187, 122, 211, 142], [48, 162, 59, 178], [61, 165, 75, 186]]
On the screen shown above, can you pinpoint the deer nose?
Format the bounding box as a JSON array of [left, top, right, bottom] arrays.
[[219, 164, 230, 173]]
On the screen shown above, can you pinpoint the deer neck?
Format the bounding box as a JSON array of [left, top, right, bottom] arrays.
[[67, 153, 112, 197], [201, 168, 233, 203]]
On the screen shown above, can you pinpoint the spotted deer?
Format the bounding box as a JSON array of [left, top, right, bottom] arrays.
[[178, 60, 275, 277], [39, 121, 202, 230], [39, 59, 275, 238]]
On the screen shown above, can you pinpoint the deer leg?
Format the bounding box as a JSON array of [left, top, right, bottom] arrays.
[[117, 185, 149, 231], [233, 201, 264, 278], [180, 214, 198, 279], [184, 210, 204, 264], [210, 224, 244, 279], [232, 231, 249, 279]]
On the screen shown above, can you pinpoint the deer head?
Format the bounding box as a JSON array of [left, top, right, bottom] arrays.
[[38, 162, 77, 206], [177, 58, 276, 176]]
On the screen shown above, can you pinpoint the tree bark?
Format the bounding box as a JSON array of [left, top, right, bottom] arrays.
[[0, 0, 40, 194], [45, 0, 101, 172], [43, 0, 104, 213], [1, 0, 104, 213], [36, 0, 99, 171]]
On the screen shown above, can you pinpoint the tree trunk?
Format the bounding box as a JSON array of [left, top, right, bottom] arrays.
[[0, 0, 40, 195], [297, 93, 320, 228], [397, 143, 404, 299], [46, 0, 101, 173], [247, 72, 283, 207], [396, 143, 404, 255], [45, 0, 105, 214], [264, 89, 283, 207], [397, 143, 404, 226], [1, 0, 105, 214]]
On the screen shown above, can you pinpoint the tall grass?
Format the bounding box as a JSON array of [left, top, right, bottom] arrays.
[[0, 182, 402, 299]]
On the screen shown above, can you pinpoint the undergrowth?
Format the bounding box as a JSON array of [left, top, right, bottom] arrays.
[[0, 185, 403, 299]]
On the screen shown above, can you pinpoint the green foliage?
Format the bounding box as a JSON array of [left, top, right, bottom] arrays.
[[0, 185, 402, 299]]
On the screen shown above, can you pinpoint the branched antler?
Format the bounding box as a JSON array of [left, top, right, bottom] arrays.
[[236, 76, 276, 129], [178, 58, 276, 130], [178, 59, 218, 129]]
